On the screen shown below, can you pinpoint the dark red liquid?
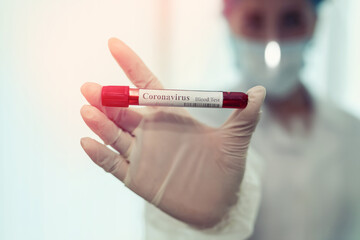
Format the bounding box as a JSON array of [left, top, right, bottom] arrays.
[[223, 92, 248, 109]]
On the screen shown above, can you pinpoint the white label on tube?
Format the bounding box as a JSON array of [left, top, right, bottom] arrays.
[[139, 89, 223, 108]]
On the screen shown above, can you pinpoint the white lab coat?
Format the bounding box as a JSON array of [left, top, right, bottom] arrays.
[[143, 84, 360, 240], [248, 98, 360, 240]]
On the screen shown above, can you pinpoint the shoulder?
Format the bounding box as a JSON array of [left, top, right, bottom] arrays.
[[316, 99, 360, 200], [316, 98, 360, 140]]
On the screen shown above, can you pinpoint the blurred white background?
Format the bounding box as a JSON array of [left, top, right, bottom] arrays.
[[0, 0, 359, 239]]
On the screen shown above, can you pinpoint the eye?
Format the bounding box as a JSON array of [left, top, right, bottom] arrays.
[[281, 10, 304, 30], [243, 12, 264, 32]]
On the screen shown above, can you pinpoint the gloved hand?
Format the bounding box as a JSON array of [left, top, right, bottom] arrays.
[[80, 38, 266, 229]]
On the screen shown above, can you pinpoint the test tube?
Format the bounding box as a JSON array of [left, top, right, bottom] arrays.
[[101, 86, 248, 109]]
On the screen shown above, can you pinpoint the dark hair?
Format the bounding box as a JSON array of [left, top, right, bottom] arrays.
[[223, 0, 325, 17]]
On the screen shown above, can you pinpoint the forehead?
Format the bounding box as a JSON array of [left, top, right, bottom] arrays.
[[235, 0, 310, 12]]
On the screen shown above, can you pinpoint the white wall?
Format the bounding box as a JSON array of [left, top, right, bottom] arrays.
[[0, 0, 161, 239]]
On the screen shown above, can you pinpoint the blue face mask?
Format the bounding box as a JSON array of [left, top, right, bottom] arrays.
[[232, 36, 309, 98]]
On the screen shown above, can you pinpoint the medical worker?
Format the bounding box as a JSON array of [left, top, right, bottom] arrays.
[[142, 0, 360, 239], [80, 0, 360, 239], [226, 0, 360, 239]]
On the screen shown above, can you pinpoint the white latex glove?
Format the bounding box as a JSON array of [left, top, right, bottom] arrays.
[[80, 38, 266, 229]]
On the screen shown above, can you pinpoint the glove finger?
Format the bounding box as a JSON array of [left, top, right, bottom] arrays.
[[80, 137, 129, 182], [221, 86, 266, 129], [81, 82, 143, 134], [108, 37, 163, 89], [81, 105, 135, 159]]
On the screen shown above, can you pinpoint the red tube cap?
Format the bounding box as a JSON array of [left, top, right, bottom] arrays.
[[101, 86, 129, 107]]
